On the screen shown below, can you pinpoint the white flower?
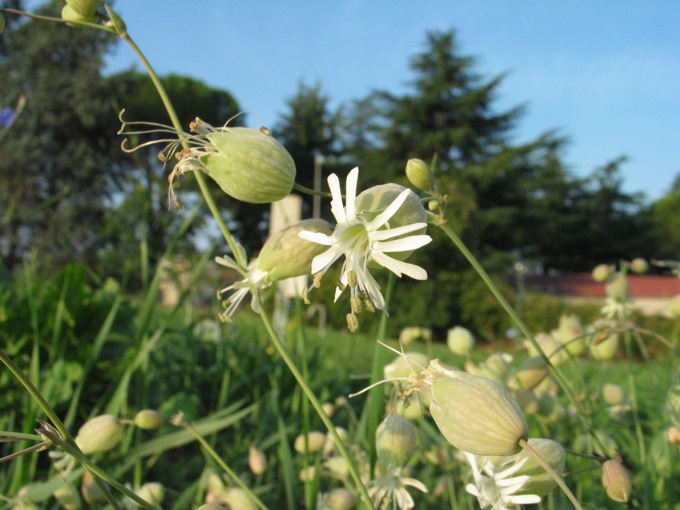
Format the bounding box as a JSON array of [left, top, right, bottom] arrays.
[[215, 254, 270, 321], [367, 467, 428, 510], [464, 452, 541, 510], [298, 167, 432, 313]]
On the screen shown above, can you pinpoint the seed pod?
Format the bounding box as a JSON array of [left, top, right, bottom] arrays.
[[54, 482, 81, 510], [589, 324, 619, 361], [447, 326, 475, 356], [602, 459, 632, 502], [629, 258, 648, 274], [61, 4, 97, 26], [134, 409, 165, 430], [554, 313, 585, 356], [256, 219, 331, 281], [74, 415, 124, 455], [81, 471, 107, 505], [601, 383, 626, 406], [199, 127, 295, 204], [221, 488, 258, 510], [405, 158, 435, 191], [425, 360, 528, 456], [376, 415, 417, 468]]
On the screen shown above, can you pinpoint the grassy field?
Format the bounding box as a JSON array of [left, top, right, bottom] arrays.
[[1, 263, 679, 509]]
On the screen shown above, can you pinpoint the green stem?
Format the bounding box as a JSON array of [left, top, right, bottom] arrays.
[[519, 438, 582, 510], [258, 306, 374, 509], [436, 223, 602, 444]]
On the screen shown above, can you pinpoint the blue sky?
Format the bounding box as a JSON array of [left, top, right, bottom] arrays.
[[102, 1, 680, 202]]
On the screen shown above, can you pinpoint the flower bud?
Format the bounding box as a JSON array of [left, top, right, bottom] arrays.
[[601, 383, 626, 406], [298, 466, 317, 482], [524, 333, 567, 366], [294, 431, 326, 454], [248, 445, 267, 475], [477, 352, 512, 382], [322, 402, 335, 417], [629, 257, 648, 274], [61, 4, 97, 26], [197, 127, 295, 204], [554, 313, 585, 356], [399, 326, 431, 345], [324, 488, 356, 510], [511, 438, 566, 497], [221, 488, 258, 510], [376, 415, 417, 468], [66, 0, 101, 17], [134, 482, 165, 505], [605, 272, 628, 301], [74, 415, 124, 455], [447, 326, 475, 356], [256, 219, 331, 281], [405, 158, 435, 191], [592, 263, 613, 282], [134, 409, 165, 430], [424, 360, 528, 456], [602, 459, 632, 502], [509, 356, 549, 392], [54, 482, 81, 510]]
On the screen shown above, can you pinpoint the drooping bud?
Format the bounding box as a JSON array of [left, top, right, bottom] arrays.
[[134, 482, 165, 506], [134, 409, 165, 430], [601, 459, 632, 502], [447, 326, 475, 356], [511, 438, 566, 497], [294, 431, 326, 454], [256, 219, 332, 281], [405, 158, 435, 191], [375, 415, 417, 468], [74, 415, 124, 455], [629, 258, 648, 274], [509, 356, 549, 392], [66, 0, 101, 17], [422, 360, 528, 456], [592, 263, 613, 282], [248, 445, 267, 475], [81, 471, 107, 505], [191, 126, 296, 204]]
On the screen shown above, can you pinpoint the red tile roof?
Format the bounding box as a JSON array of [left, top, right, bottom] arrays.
[[524, 273, 680, 298]]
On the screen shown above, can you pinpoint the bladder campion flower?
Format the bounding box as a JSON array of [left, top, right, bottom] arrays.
[[216, 219, 331, 321], [118, 111, 295, 209], [298, 167, 432, 319]]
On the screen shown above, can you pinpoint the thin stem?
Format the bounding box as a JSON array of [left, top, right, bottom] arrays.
[[173, 415, 268, 510], [519, 438, 582, 510], [118, 33, 246, 267], [258, 305, 374, 509]]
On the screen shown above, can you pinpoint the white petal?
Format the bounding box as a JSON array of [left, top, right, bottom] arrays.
[[507, 494, 542, 505], [328, 173, 347, 224], [310, 246, 344, 275], [298, 230, 335, 245], [373, 235, 432, 253], [345, 167, 359, 221], [371, 251, 428, 280], [369, 222, 427, 241], [358, 268, 386, 311], [366, 188, 412, 230]]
